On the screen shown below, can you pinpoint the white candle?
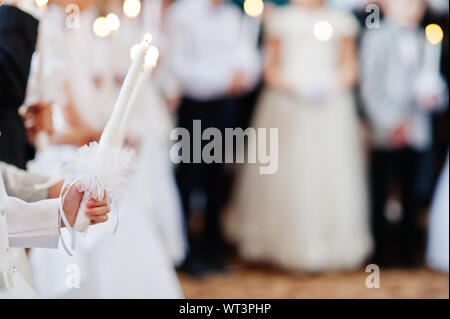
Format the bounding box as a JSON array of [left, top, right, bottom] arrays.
[[118, 46, 160, 145], [423, 24, 444, 74], [100, 34, 151, 147]]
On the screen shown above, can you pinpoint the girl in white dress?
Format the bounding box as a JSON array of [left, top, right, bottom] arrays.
[[229, 0, 372, 272], [26, 1, 185, 298], [426, 153, 449, 272]]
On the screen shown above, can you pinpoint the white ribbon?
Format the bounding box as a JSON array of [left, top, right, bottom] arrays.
[[57, 180, 119, 256]]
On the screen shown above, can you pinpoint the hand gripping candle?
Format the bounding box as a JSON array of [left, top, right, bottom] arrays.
[[58, 35, 153, 254]]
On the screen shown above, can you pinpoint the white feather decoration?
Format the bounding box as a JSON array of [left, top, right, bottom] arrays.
[[58, 35, 153, 255]]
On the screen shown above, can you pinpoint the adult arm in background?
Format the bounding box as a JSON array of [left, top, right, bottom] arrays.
[[263, 35, 292, 94], [338, 35, 359, 91]]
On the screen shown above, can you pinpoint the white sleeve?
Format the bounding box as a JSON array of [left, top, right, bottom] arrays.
[[6, 197, 59, 248], [0, 162, 49, 202]]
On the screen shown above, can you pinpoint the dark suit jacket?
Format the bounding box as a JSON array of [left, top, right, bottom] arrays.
[[0, 5, 38, 168]]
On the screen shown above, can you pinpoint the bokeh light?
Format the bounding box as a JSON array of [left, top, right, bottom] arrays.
[[35, 0, 48, 7], [93, 16, 111, 38], [106, 13, 121, 32], [243, 0, 264, 18], [425, 24, 444, 45], [313, 20, 333, 42], [123, 0, 141, 18]]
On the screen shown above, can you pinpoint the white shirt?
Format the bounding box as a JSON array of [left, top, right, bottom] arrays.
[[165, 0, 261, 100], [1, 175, 59, 296]]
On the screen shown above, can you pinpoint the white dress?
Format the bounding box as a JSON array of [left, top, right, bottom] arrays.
[[27, 5, 185, 298], [29, 200, 184, 298], [228, 6, 372, 272], [426, 153, 449, 272]]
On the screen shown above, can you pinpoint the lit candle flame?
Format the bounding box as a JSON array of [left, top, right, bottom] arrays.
[[425, 24, 444, 46], [145, 46, 160, 69], [130, 44, 140, 61], [244, 0, 264, 18], [313, 20, 333, 42], [130, 34, 153, 61], [123, 0, 141, 18], [143, 33, 153, 44]]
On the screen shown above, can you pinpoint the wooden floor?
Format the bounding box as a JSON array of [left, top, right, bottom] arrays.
[[178, 263, 449, 299]]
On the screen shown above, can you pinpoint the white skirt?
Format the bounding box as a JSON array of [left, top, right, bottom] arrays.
[[427, 154, 449, 272], [28, 144, 185, 298], [227, 89, 373, 272], [0, 272, 37, 299], [29, 199, 184, 299]]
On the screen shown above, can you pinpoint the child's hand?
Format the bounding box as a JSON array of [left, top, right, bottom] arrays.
[[62, 186, 110, 227], [85, 198, 110, 225]]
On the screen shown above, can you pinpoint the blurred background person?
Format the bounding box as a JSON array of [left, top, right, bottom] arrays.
[[360, 0, 448, 267], [0, 0, 40, 169], [426, 152, 448, 272], [422, 0, 448, 273], [423, 0, 449, 188], [24, 0, 184, 298], [230, 0, 265, 130], [1, 0, 47, 298], [165, 0, 262, 276], [229, 0, 372, 272], [25, 0, 185, 264]]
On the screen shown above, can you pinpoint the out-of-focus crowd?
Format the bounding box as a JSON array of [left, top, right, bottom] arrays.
[[0, 0, 448, 298]]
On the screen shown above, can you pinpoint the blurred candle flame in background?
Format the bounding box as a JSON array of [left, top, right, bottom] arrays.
[[93, 16, 111, 38], [243, 0, 264, 18], [34, 0, 48, 8], [106, 13, 121, 32], [123, 0, 141, 19], [93, 13, 122, 38], [313, 20, 333, 42], [425, 24, 444, 45]]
